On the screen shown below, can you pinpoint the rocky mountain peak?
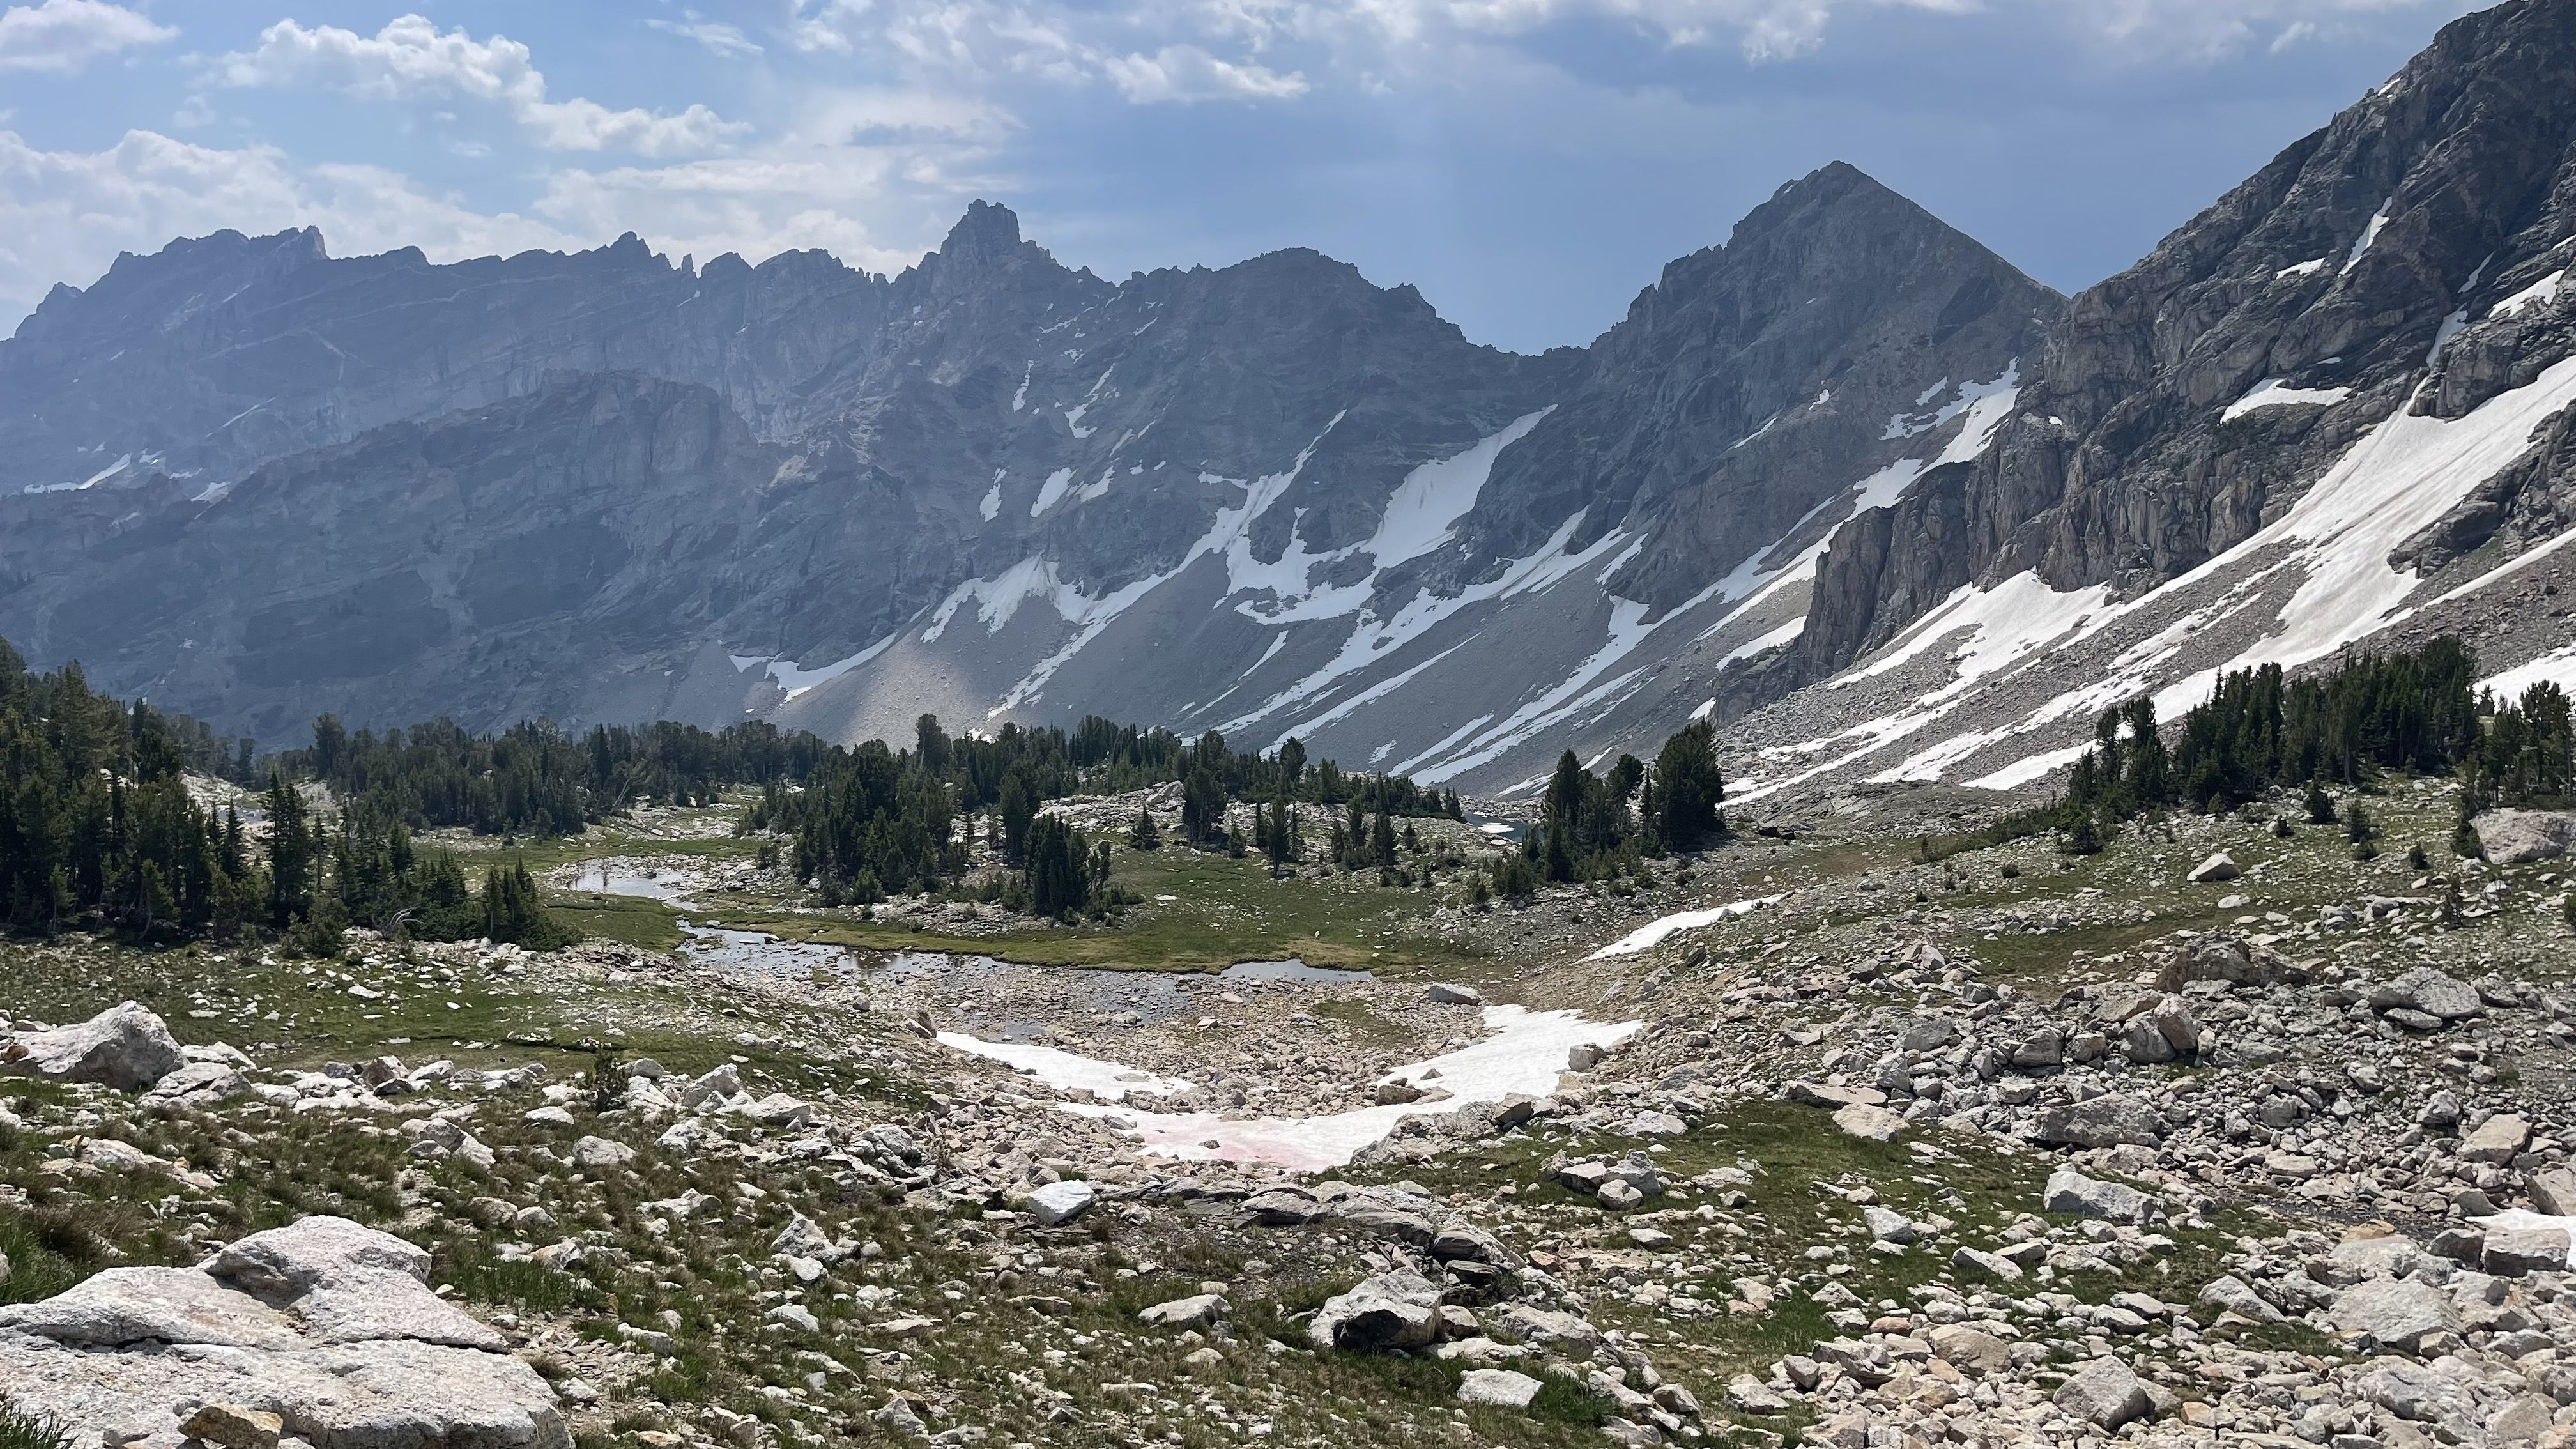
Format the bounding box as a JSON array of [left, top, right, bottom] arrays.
[[1798, 0, 2576, 680]]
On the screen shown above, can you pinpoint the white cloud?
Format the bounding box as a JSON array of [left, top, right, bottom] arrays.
[[0, 127, 578, 319], [219, 15, 747, 155], [644, 18, 765, 58], [0, 0, 172, 72], [1105, 43, 1309, 101]]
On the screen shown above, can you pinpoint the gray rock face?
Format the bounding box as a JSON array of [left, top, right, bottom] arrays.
[[1804, 0, 2576, 679], [1, 1001, 184, 1090], [0, 1215, 564, 1448]]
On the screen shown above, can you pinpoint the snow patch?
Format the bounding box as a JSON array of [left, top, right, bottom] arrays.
[[1589, 896, 1784, 959], [2223, 378, 2351, 421], [1365, 409, 1551, 569], [1038, 1006, 1639, 1170], [1029, 467, 1077, 518], [2275, 259, 2327, 279], [2491, 270, 2564, 320], [764, 636, 897, 699], [2343, 199, 2393, 274], [936, 1034, 1193, 1103]]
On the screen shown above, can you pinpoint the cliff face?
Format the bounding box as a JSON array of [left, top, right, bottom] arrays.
[[1802, 0, 2576, 675]]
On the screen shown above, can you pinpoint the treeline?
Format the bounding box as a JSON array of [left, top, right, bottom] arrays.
[[2052, 637, 2570, 851], [0, 644, 567, 949], [295, 715, 832, 838], [748, 715, 1455, 919]]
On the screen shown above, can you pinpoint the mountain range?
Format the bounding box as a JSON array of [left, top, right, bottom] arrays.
[[4, 0, 2574, 802]]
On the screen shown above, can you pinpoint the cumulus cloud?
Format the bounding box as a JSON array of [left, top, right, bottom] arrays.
[[1104, 44, 1309, 101], [0, 126, 578, 317], [0, 0, 172, 72], [218, 15, 747, 154]]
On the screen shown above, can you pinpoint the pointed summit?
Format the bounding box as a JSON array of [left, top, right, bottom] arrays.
[[940, 200, 1025, 270]]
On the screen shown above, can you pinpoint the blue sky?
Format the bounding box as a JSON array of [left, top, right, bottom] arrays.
[[0, 0, 2485, 352]]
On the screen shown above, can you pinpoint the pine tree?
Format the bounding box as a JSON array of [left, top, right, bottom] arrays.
[[1651, 721, 1725, 853], [1128, 807, 1159, 850]]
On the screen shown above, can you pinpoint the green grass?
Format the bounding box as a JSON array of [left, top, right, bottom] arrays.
[[706, 843, 1486, 974], [547, 891, 687, 951], [0, 1407, 73, 1449]]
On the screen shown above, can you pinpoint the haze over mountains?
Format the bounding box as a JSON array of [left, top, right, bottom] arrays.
[[5, 0, 2575, 799]]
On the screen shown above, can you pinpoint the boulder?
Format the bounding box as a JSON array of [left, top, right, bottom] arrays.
[[2186, 852, 2240, 884], [2327, 1277, 2459, 1349], [2044, 1168, 2149, 1223], [1430, 1217, 1515, 1266], [2155, 934, 2281, 990], [1724, 1374, 1789, 1413], [1832, 1101, 1905, 1142], [1783, 1080, 1885, 1110], [1929, 1324, 2010, 1374], [1951, 1247, 2023, 1282], [2195, 1275, 2283, 1324], [2008, 1029, 2064, 1070], [1457, 1368, 1544, 1408], [0, 1266, 300, 1349], [1425, 983, 1485, 1006], [209, 1216, 433, 1296], [2370, 967, 2482, 1022], [1240, 1186, 1328, 1225], [571, 1135, 636, 1173], [0, 1000, 185, 1089], [1308, 1271, 1442, 1353], [2054, 1357, 2152, 1430], [2469, 809, 2576, 864], [2035, 1094, 2163, 1148], [2483, 1227, 2573, 1276], [1027, 1180, 1096, 1227], [1494, 1303, 1600, 1351], [1138, 1294, 1228, 1328], [2460, 1113, 2530, 1164], [0, 1216, 564, 1448], [2529, 1168, 2576, 1217]]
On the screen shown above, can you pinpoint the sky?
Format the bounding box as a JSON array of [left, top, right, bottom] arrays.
[[0, 0, 2491, 354]]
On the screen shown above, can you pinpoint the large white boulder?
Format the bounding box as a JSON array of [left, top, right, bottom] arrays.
[[1, 1000, 185, 1089]]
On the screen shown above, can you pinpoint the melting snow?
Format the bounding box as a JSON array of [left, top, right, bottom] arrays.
[[954, 1006, 1637, 1170], [1589, 895, 1784, 959], [935, 1034, 1193, 1102], [1775, 348, 2576, 795], [2492, 270, 2564, 320], [2222, 378, 2351, 421], [1011, 362, 1031, 411], [763, 636, 897, 699], [979, 471, 1004, 522], [1029, 467, 1076, 517], [2343, 199, 2393, 273], [2276, 259, 2328, 279], [1366, 409, 1552, 569], [2484, 643, 2576, 700]]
